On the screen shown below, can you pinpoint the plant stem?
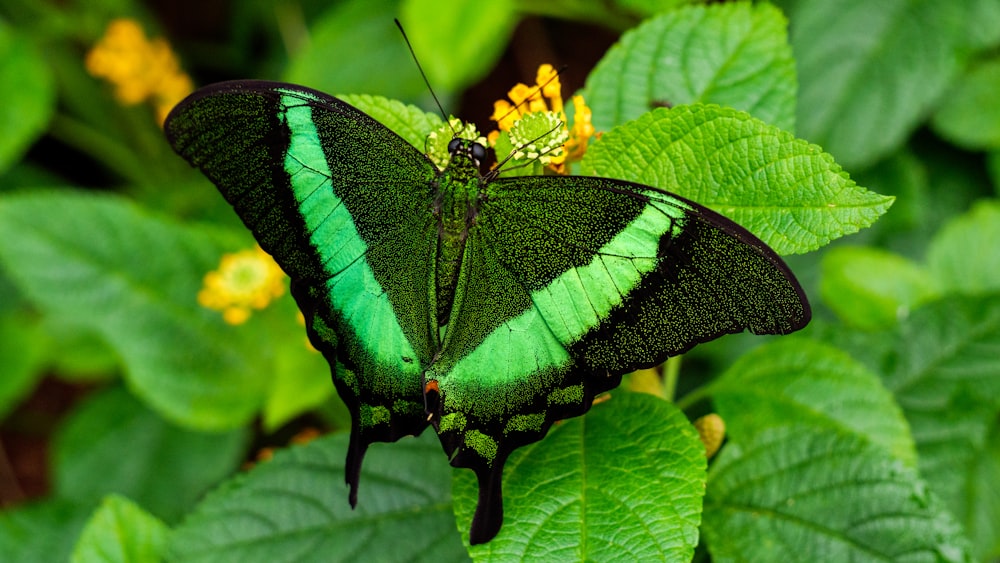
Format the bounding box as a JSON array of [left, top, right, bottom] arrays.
[[662, 355, 681, 402]]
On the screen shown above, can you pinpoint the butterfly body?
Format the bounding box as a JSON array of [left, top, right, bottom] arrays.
[[432, 140, 484, 327], [165, 80, 810, 544]]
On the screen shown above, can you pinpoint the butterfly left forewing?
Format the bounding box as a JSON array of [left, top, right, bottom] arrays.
[[165, 81, 441, 502]]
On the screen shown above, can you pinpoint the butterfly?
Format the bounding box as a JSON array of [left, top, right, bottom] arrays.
[[165, 80, 810, 544]]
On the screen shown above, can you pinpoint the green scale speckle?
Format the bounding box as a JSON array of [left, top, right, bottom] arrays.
[[359, 404, 391, 428], [439, 412, 467, 433], [464, 429, 499, 463], [505, 413, 545, 434], [548, 384, 584, 405]]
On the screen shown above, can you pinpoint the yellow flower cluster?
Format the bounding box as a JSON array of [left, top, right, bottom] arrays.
[[85, 18, 193, 124], [198, 246, 286, 325], [488, 64, 595, 173]]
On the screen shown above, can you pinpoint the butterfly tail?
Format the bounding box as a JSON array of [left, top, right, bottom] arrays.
[[345, 425, 368, 507], [469, 464, 505, 545]]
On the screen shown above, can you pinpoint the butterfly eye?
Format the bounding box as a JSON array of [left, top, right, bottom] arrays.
[[447, 138, 462, 154], [471, 142, 487, 163]]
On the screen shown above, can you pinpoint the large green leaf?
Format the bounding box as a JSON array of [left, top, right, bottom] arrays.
[[579, 104, 893, 254], [703, 426, 973, 562], [710, 338, 917, 466], [452, 392, 705, 561], [167, 432, 467, 562], [584, 3, 796, 132], [52, 386, 248, 523], [0, 21, 55, 174], [779, 0, 966, 170], [885, 295, 1000, 557], [814, 290, 1000, 557], [71, 495, 169, 563], [0, 191, 266, 429]]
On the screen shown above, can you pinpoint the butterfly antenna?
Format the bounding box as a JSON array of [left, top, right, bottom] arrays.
[[395, 19, 455, 134]]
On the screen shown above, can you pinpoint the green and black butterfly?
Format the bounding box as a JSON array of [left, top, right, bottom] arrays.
[[165, 80, 810, 544]]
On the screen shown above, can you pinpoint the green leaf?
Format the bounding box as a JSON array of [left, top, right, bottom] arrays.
[[0, 190, 266, 429], [452, 392, 705, 561], [703, 426, 973, 562], [167, 432, 468, 562], [926, 200, 1000, 295], [710, 338, 917, 466], [782, 0, 966, 170], [962, 421, 1000, 560], [884, 295, 1000, 556], [820, 246, 938, 330], [904, 393, 1000, 561], [584, 3, 797, 132], [0, 499, 93, 563], [822, 295, 1000, 560], [285, 0, 428, 102], [579, 104, 894, 254], [338, 93, 443, 151], [932, 58, 1000, 150], [886, 295, 1000, 411], [71, 495, 169, 563], [399, 0, 517, 92], [0, 311, 46, 418], [0, 21, 55, 174], [53, 385, 248, 523]]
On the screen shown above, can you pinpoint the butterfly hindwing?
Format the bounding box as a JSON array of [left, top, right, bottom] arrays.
[[165, 81, 441, 501]]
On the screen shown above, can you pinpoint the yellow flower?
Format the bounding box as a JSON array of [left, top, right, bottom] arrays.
[[198, 245, 286, 325], [563, 94, 594, 163], [85, 18, 193, 125], [487, 63, 595, 173]]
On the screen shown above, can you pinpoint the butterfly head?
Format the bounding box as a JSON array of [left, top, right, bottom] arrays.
[[448, 137, 487, 167]]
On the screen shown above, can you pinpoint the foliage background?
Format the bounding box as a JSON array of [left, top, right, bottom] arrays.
[[0, 0, 998, 561]]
